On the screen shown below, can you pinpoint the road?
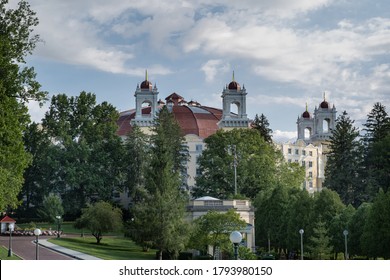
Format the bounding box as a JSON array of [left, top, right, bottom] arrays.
[[0, 235, 74, 260]]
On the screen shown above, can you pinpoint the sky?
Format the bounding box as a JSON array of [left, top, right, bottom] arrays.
[[22, 0, 390, 142]]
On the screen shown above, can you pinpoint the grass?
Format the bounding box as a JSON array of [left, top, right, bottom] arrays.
[[48, 236, 157, 260], [0, 246, 22, 260]]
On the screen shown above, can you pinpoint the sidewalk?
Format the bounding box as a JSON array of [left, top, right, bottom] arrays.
[[38, 239, 102, 260]]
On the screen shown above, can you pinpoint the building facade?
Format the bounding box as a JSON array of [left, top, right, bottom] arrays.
[[278, 95, 336, 192]]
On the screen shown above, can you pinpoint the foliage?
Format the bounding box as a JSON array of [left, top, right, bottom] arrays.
[[188, 209, 247, 257], [362, 189, 390, 259], [307, 219, 333, 260], [324, 111, 365, 207], [36, 92, 125, 217], [194, 129, 304, 199], [37, 193, 64, 224], [129, 106, 190, 260], [348, 202, 371, 257], [251, 113, 273, 143], [0, 0, 46, 212], [75, 201, 123, 244]]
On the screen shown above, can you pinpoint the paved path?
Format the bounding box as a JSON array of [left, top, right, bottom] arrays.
[[0, 235, 101, 260]]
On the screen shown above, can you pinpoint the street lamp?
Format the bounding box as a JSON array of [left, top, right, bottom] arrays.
[[228, 145, 238, 195], [343, 229, 349, 260], [299, 229, 304, 260], [34, 228, 42, 260], [56, 215, 61, 238], [230, 231, 242, 260], [8, 223, 14, 257]]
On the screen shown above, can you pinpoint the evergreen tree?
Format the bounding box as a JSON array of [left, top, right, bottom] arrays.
[[130, 106, 190, 260], [251, 114, 273, 143], [324, 111, 365, 207], [307, 219, 333, 260], [363, 102, 390, 145], [0, 0, 47, 211], [363, 103, 390, 196]]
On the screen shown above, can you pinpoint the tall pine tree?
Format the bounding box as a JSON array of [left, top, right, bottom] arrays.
[[251, 113, 273, 143], [324, 111, 364, 207], [130, 106, 190, 259]]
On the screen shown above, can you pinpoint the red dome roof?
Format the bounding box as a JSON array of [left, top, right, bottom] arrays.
[[302, 111, 311, 118], [117, 96, 223, 139], [140, 80, 152, 90], [320, 100, 329, 109], [228, 81, 241, 90]]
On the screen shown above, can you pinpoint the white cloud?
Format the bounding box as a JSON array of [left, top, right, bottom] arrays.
[[201, 60, 230, 82], [27, 100, 49, 123], [273, 130, 297, 143]]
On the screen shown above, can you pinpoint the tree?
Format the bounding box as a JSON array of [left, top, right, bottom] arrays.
[[40, 92, 125, 217], [194, 129, 304, 199], [130, 106, 190, 260], [251, 113, 273, 143], [324, 111, 365, 207], [348, 202, 371, 257], [0, 0, 46, 212], [75, 201, 122, 244], [37, 193, 64, 224], [362, 189, 390, 259], [307, 219, 333, 260], [363, 102, 390, 145], [363, 103, 390, 198], [188, 209, 247, 257]]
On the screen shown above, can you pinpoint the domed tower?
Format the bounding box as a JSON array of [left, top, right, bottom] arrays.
[[131, 70, 159, 128], [311, 93, 337, 143], [297, 103, 314, 142], [218, 72, 249, 129]]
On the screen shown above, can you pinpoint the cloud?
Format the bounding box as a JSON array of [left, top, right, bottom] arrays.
[[201, 60, 230, 82], [273, 130, 297, 143]]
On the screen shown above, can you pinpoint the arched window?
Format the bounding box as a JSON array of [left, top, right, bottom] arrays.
[[323, 119, 330, 133]]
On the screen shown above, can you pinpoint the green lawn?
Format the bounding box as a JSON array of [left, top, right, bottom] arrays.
[[48, 237, 157, 260], [0, 246, 22, 260]]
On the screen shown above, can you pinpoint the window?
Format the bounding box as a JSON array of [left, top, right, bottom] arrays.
[[302, 161, 306, 167], [295, 149, 299, 155], [196, 144, 203, 152], [288, 148, 292, 154], [288, 159, 292, 163], [295, 160, 298, 163], [309, 182, 313, 189], [309, 171, 313, 178], [196, 168, 202, 176], [309, 161, 313, 167], [302, 150, 306, 156], [309, 151, 313, 156]]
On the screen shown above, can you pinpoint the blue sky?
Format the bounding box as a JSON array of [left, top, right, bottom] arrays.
[[24, 0, 390, 141]]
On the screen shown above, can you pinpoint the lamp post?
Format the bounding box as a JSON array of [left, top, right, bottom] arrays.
[[343, 230, 349, 260], [56, 215, 61, 238], [228, 145, 238, 195], [34, 228, 42, 260], [230, 231, 242, 260], [299, 229, 304, 260], [8, 223, 14, 257]]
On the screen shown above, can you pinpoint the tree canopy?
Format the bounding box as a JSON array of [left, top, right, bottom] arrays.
[[0, 0, 46, 211], [194, 128, 304, 199]]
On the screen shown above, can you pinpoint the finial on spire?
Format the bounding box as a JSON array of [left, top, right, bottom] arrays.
[[232, 70, 235, 82], [145, 69, 148, 81], [323, 91, 326, 101], [306, 102, 308, 111]]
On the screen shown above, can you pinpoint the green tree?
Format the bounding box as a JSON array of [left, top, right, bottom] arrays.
[[0, 0, 46, 211], [363, 102, 390, 145], [188, 209, 247, 257], [130, 106, 190, 260], [363, 103, 390, 198], [307, 219, 333, 260], [37, 193, 64, 224], [123, 126, 150, 203], [348, 202, 371, 257], [75, 201, 123, 244], [194, 129, 304, 199], [324, 111, 365, 207], [40, 92, 125, 216], [251, 113, 273, 143], [362, 189, 390, 259]]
